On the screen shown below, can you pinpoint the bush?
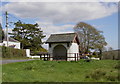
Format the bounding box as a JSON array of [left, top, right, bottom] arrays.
[[88, 69, 106, 80], [31, 47, 48, 55], [92, 55, 98, 58], [24, 66, 33, 70], [88, 55, 98, 58], [106, 75, 118, 81], [85, 75, 90, 78], [88, 55, 92, 58], [102, 50, 119, 60], [114, 63, 120, 69], [2, 46, 26, 58]]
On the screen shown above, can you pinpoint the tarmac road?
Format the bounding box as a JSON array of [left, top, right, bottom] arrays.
[[0, 59, 34, 64]]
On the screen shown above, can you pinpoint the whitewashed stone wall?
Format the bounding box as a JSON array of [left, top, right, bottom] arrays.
[[49, 42, 79, 61], [2, 41, 21, 49], [67, 43, 79, 61]]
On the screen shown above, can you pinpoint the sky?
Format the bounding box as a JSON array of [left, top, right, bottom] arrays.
[[0, 1, 119, 50]]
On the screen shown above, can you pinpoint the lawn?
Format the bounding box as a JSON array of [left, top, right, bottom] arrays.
[[2, 60, 119, 82]]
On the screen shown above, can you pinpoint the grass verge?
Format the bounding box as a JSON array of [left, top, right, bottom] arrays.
[[2, 60, 119, 82]]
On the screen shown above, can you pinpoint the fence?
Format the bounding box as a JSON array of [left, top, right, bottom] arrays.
[[36, 53, 80, 61]]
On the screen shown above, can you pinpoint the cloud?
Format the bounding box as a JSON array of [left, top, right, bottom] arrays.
[[1, 2, 118, 49], [37, 21, 74, 33], [36, 21, 74, 49], [1, 0, 120, 2], [37, 21, 74, 40], [2, 2, 118, 24], [92, 24, 107, 29], [0, 16, 2, 23]]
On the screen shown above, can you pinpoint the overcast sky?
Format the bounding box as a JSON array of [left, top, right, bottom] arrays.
[[1, 1, 119, 50]]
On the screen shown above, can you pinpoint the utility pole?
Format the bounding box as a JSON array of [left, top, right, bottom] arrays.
[[5, 11, 9, 47]]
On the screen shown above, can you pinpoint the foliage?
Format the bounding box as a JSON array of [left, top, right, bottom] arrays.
[[89, 52, 98, 58], [2, 60, 119, 82], [88, 55, 92, 58], [39, 47, 47, 52], [88, 55, 98, 58], [10, 20, 45, 51], [86, 68, 118, 81], [102, 50, 119, 60], [0, 23, 4, 42], [2, 46, 26, 58], [114, 63, 120, 69], [74, 22, 107, 56], [31, 47, 48, 55], [88, 69, 106, 80], [105, 75, 118, 81]]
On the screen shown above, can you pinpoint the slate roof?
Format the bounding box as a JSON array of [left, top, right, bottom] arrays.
[[46, 33, 77, 43], [4, 36, 20, 42]]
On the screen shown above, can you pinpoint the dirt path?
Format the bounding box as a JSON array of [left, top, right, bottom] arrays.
[[0, 59, 35, 64]]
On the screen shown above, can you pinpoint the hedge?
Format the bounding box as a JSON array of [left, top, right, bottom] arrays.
[[102, 50, 119, 60], [1, 46, 26, 58]]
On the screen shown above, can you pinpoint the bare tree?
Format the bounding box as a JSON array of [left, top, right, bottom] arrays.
[[74, 22, 107, 59]]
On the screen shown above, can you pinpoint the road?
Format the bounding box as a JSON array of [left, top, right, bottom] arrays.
[[0, 59, 35, 64]]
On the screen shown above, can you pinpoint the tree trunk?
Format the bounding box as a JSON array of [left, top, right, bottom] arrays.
[[99, 49, 102, 60]]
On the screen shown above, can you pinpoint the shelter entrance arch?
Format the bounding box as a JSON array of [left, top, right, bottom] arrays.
[[53, 45, 67, 61]]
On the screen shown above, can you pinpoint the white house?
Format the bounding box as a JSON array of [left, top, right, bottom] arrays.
[[46, 33, 80, 61], [0, 37, 21, 49]]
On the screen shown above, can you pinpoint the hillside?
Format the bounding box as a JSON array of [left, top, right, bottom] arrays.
[[2, 60, 119, 82]]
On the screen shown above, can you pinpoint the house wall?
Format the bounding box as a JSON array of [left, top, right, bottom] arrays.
[[67, 43, 79, 61], [49, 42, 79, 61], [0, 43, 3, 46], [2, 41, 21, 49]]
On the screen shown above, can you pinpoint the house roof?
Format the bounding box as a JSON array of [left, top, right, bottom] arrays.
[[46, 33, 78, 43], [4, 36, 20, 42]]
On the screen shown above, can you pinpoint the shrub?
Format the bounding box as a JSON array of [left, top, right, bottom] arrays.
[[102, 50, 119, 60], [88, 55, 98, 58], [24, 66, 33, 70], [88, 69, 106, 80], [50, 64, 55, 68], [114, 64, 120, 69], [2, 46, 26, 58], [106, 75, 118, 81], [88, 55, 92, 58], [31, 48, 48, 55], [92, 55, 98, 58], [85, 75, 90, 78]]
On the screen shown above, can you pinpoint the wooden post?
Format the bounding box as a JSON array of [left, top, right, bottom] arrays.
[[40, 54, 41, 60], [49, 54, 50, 60], [40, 54, 41, 58], [77, 53, 78, 61], [47, 54, 48, 61], [44, 54, 45, 61], [66, 54, 67, 61], [48, 54, 49, 60], [46, 54, 47, 61], [75, 53, 76, 61], [76, 53, 77, 61]]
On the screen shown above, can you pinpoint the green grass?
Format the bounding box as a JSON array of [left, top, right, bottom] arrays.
[[2, 60, 119, 82]]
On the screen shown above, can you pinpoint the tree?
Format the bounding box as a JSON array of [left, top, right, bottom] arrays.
[[108, 47, 113, 51], [0, 23, 4, 42], [74, 22, 107, 58], [108, 47, 115, 60], [10, 20, 46, 51]]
